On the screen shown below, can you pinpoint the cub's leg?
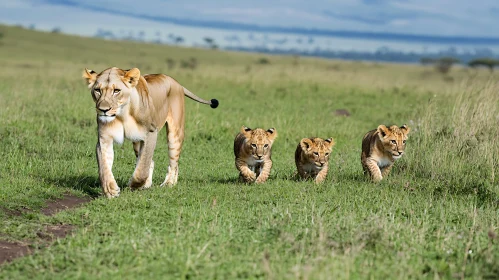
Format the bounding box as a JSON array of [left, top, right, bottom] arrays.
[[255, 159, 272, 183], [236, 159, 256, 182], [314, 166, 328, 184], [364, 158, 382, 182], [129, 141, 155, 190], [96, 133, 120, 198], [381, 164, 393, 178], [128, 131, 158, 190], [296, 163, 310, 180]]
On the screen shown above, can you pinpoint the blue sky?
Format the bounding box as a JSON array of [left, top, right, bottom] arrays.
[[1, 0, 498, 51]]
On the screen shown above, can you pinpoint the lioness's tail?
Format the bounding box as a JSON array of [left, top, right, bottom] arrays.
[[183, 87, 219, 109]]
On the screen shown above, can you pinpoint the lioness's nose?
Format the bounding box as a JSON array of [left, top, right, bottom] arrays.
[[98, 108, 111, 113]]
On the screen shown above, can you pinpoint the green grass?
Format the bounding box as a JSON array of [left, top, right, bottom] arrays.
[[0, 25, 498, 279]]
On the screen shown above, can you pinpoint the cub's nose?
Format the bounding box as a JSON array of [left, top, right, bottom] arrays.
[[257, 155, 262, 159]]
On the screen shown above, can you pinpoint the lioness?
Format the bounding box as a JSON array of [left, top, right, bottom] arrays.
[[82, 67, 218, 198]]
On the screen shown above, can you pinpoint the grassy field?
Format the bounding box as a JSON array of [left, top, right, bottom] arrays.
[[0, 25, 498, 279]]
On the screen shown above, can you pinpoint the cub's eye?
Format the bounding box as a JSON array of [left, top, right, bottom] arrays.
[[264, 144, 269, 148], [313, 152, 319, 156], [325, 153, 330, 156], [113, 89, 121, 95], [251, 144, 257, 148], [403, 140, 406, 144], [390, 140, 397, 144]]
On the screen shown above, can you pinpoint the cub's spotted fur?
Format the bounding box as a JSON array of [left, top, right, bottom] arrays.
[[361, 124, 410, 182], [295, 137, 335, 183], [234, 126, 277, 183]]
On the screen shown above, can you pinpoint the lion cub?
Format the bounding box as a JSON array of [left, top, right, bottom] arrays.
[[295, 137, 335, 183], [234, 126, 277, 183], [361, 124, 410, 182]]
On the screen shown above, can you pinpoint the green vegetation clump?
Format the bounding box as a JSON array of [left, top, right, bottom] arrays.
[[468, 58, 499, 72], [0, 25, 498, 279]]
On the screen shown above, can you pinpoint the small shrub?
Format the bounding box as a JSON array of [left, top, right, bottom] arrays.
[[256, 57, 270, 65]]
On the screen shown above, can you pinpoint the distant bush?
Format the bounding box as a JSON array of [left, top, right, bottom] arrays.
[[180, 57, 198, 70], [435, 57, 460, 75], [51, 27, 61, 34], [468, 58, 499, 72], [256, 57, 270, 65], [165, 58, 176, 69], [420, 57, 460, 75]]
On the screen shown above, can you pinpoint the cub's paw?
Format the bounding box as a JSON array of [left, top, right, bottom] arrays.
[[255, 176, 268, 184]]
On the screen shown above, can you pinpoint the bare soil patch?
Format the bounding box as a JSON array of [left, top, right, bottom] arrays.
[[41, 194, 92, 216], [0, 241, 30, 265], [0, 194, 91, 265]]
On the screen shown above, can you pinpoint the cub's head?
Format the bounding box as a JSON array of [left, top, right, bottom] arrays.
[[82, 67, 141, 123], [377, 124, 410, 159], [241, 126, 277, 160], [299, 137, 335, 167]]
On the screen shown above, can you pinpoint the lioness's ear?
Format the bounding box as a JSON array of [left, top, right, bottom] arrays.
[[123, 68, 141, 88], [82, 68, 97, 88], [325, 138, 336, 148], [266, 128, 277, 141], [377, 125, 390, 138], [241, 125, 252, 138], [400, 124, 410, 135], [300, 138, 313, 151]]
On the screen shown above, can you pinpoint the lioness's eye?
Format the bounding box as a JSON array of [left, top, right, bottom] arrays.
[[390, 140, 397, 144], [251, 144, 257, 148], [264, 144, 269, 148], [114, 89, 121, 94], [94, 88, 101, 94]]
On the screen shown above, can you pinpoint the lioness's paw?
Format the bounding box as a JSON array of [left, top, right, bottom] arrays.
[[104, 181, 120, 198]]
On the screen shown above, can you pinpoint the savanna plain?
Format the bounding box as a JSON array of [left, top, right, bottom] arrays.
[[0, 25, 498, 279]]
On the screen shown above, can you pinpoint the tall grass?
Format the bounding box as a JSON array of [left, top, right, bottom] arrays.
[[408, 78, 499, 202]]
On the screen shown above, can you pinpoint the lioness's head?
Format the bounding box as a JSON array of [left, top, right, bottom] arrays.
[[82, 67, 141, 123], [241, 126, 277, 160], [377, 124, 410, 159], [299, 137, 335, 167]]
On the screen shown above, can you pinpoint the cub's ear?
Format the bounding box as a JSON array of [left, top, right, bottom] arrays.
[[325, 137, 336, 148], [377, 125, 390, 138], [82, 68, 97, 88], [400, 124, 410, 135], [240, 125, 252, 137], [300, 138, 313, 151], [122, 68, 141, 88], [266, 128, 277, 141]]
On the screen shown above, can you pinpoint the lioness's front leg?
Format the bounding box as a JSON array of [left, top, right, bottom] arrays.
[[96, 134, 120, 198], [255, 159, 272, 183], [129, 131, 158, 190]]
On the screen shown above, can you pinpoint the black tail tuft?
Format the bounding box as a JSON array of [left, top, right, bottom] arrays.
[[210, 99, 219, 109]]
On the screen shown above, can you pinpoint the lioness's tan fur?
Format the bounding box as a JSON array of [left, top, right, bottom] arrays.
[[82, 67, 218, 198], [361, 124, 410, 182], [234, 126, 277, 183]]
